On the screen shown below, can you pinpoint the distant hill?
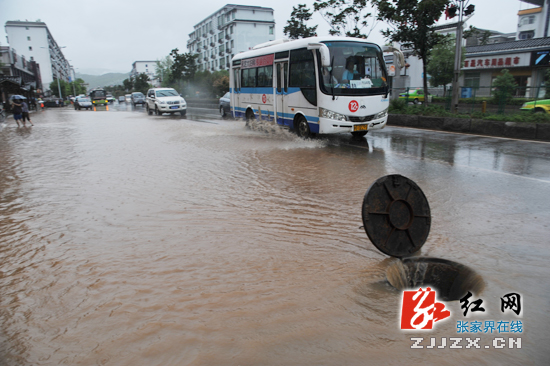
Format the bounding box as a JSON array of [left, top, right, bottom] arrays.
[[76, 72, 130, 90]]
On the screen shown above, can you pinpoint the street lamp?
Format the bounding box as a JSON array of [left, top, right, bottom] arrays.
[[448, 1, 475, 113]]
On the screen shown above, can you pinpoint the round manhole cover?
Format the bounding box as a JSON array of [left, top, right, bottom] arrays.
[[362, 175, 431, 257]]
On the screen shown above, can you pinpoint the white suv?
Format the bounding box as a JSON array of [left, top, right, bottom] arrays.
[[146, 88, 187, 116]]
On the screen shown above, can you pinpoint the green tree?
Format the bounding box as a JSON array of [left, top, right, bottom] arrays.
[[313, 0, 376, 38], [373, 0, 448, 105], [70, 78, 87, 95], [426, 35, 465, 96], [122, 77, 134, 92], [133, 73, 151, 94], [284, 4, 318, 39], [49, 78, 70, 98], [169, 48, 198, 83], [155, 56, 174, 87], [492, 69, 517, 105]]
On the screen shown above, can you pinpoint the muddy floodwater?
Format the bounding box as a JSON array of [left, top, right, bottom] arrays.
[[1, 107, 549, 365]]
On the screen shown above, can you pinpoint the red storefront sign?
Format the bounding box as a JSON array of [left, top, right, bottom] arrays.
[[241, 54, 275, 69], [464, 57, 521, 69]]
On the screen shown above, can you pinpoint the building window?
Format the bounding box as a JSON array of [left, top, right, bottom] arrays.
[[232, 11, 235, 19], [269, 26, 274, 35], [521, 15, 535, 25], [464, 72, 480, 89], [27, 36, 31, 41], [25, 27, 29, 30], [29, 46, 32, 51], [231, 40, 234, 48], [30, 56, 34, 61], [519, 31, 535, 40], [146, 69, 148, 72], [230, 25, 233, 34], [145, 64, 148, 67]]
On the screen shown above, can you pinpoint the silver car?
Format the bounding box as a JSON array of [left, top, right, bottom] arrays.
[[75, 97, 93, 110]]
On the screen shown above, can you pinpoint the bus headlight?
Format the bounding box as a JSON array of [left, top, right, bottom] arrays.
[[373, 108, 388, 119], [319, 107, 348, 121]]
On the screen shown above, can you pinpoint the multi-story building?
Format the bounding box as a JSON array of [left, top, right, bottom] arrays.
[[4, 21, 71, 94], [1, 46, 42, 105], [130, 61, 158, 86], [187, 4, 275, 72]]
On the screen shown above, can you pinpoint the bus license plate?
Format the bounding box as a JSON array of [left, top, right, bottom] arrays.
[[353, 124, 369, 132]]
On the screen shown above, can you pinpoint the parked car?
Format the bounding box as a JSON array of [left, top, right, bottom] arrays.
[[106, 94, 116, 103], [219, 92, 230, 117], [125, 94, 132, 103], [146, 88, 187, 116], [118, 96, 126, 103], [131, 92, 146, 107], [399, 88, 426, 104], [74, 97, 93, 110], [520, 99, 550, 113]]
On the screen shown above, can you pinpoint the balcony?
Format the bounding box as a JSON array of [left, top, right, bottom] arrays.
[[203, 45, 208, 50], [219, 50, 224, 56], [210, 42, 215, 47], [211, 54, 216, 59], [220, 64, 225, 70], [218, 38, 224, 44], [203, 56, 208, 62], [226, 48, 232, 54], [209, 29, 214, 34], [202, 33, 207, 38], [225, 34, 231, 40]]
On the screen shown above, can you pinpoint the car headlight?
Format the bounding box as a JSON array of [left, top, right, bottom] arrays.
[[159, 100, 167, 105], [319, 107, 348, 121], [373, 108, 388, 119]]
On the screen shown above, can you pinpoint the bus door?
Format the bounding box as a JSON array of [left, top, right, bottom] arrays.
[[232, 68, 240, 118], [274, 61, 288, 127]]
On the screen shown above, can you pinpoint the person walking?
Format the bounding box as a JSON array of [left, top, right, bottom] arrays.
[[11, 98, 24, 127], [21, 100, 34, 126]]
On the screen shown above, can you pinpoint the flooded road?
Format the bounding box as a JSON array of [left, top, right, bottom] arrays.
[[1, 105, 549, 365]]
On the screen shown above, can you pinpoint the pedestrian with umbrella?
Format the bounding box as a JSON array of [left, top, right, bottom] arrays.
[[11, 96, 24, 127], [20, 99, 34, 126]]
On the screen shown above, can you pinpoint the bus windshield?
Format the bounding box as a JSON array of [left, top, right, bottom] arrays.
[[320, 41, 388, 96]]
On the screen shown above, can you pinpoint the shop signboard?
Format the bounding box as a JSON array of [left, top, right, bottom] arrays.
[[530, 49, 550, 66], [463, 53, 530, 69]]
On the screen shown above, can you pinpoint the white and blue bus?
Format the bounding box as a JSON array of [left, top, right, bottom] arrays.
[[230, 36, 391, 138]]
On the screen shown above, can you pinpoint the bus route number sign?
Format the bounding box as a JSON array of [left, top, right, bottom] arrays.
[[349, 100, 359, 112]]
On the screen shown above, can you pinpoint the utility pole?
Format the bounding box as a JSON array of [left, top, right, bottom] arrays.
[[450, 1, 475, 113]]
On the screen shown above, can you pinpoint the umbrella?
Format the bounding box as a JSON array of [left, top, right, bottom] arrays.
[[9, 95, 27, 101]]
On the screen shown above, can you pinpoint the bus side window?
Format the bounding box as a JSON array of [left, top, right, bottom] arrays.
[[276, 64, 281, 93]]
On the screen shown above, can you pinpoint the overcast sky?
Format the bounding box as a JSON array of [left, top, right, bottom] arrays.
[[0, 0, 535, 75]]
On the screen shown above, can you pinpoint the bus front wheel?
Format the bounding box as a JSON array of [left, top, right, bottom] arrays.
[[245, 109, 255, 128], [295, 116, 310, 138]]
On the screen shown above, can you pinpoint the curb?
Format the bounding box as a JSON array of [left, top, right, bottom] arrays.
[[387, 114, 550, 142]]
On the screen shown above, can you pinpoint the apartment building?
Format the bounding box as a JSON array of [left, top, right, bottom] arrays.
[[4, 21, 71, 92], [130, 61, 158, 85], [187, 4, 275, 72]]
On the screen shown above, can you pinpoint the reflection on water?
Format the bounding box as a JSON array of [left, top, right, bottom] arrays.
[[0, 108, 549, 365]]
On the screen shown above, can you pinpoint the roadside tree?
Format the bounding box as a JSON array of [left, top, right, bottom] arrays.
[[313, 0, 377, 38], [426, 35, 465, 96], [492, 69, 517, 105], [284, 4, 318, 39], [373, 0, 448, 105], [133, 73, 151, 94]]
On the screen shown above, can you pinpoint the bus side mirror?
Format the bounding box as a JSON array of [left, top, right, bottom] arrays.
[[308, 43, 331, 67]]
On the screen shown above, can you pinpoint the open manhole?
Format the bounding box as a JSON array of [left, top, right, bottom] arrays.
[[362, 175, 484, 300], [386, 257, 484, 301]]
